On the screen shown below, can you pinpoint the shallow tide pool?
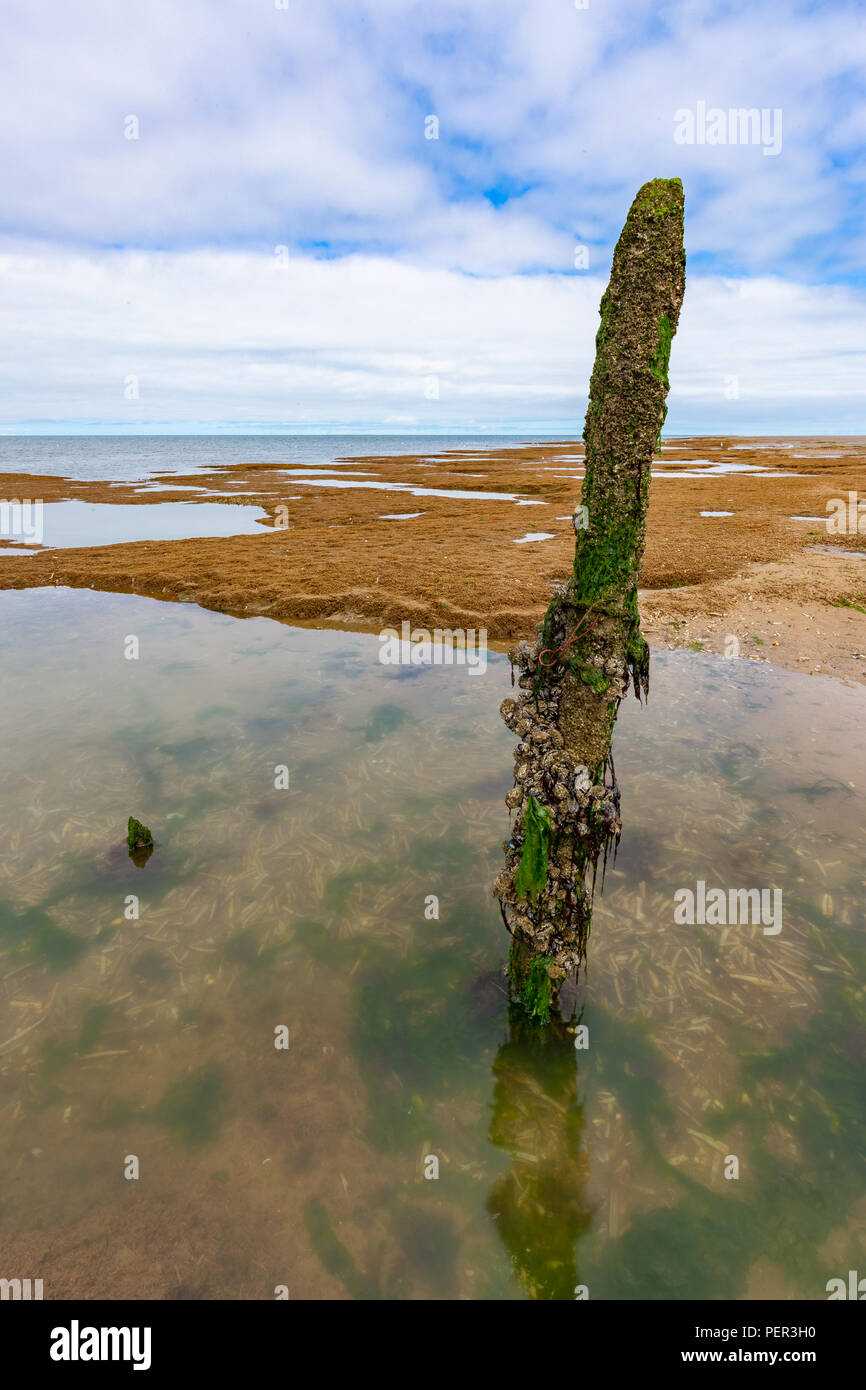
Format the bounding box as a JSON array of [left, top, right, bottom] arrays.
[[0, 588, 864, 1300], [0, 499, 271, 552]]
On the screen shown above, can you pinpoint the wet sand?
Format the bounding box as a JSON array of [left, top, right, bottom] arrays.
[[1, 436, 865, 682]]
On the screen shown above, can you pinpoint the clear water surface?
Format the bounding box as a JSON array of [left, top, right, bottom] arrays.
[[0, 587, 864, 1300]]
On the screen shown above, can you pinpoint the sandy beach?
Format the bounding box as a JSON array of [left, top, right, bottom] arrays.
[[2, 435, 865, 682]]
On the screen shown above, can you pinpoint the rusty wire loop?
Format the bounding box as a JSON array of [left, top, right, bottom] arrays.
[[538, 609, 601, 668]]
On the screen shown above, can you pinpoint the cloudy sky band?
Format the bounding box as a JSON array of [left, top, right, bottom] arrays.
[[1, 0, 863, 431]]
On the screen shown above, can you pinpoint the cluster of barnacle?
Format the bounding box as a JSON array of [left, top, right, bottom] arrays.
[[493, 619, 624, 979]]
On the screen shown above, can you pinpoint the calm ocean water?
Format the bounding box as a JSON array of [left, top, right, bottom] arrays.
[[2, 586, 864, 1298], [0, 435, 566, 484]]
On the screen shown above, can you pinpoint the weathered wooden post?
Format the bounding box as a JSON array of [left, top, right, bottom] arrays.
[[495, 178, 686, 1018]]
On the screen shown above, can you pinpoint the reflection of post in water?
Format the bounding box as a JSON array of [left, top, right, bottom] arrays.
[[495, 179, 686, 1018], [487, 1002, 590, 1300]]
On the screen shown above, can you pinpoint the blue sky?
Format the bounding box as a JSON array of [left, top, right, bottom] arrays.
[[0, 0, 864, 433]]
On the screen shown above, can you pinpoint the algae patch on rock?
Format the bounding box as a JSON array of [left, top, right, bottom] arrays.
[[127, 816, 155, 867]]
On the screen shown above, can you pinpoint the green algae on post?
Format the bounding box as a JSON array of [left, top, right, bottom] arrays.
[[523, 956, 553, 1024], [495, 177, 686, 1016], [514, 795, 551, 904]]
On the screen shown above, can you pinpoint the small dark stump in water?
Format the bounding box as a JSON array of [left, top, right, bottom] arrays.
[[127, 816, 154, 867]]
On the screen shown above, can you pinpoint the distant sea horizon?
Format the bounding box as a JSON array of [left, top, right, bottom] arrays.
[[0, 432, 862, 486], [0, 433, 566, 484]]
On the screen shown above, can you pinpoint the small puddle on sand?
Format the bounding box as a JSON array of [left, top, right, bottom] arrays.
[[807, 545, 866, 559], [653, 460, 816, 477], [280, 469, 379, 477], [0, 499, 271, 552], [287, 478, 526, 502], [128, 484, 211, 494], [1, 587, 865, 1300]]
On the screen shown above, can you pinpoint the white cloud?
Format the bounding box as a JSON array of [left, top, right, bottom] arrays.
[[0, 0, 863, 277], [0, 245, 863, 432], [0, 0, 864, 428]]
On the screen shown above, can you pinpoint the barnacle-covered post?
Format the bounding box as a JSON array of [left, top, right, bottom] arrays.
[[495, 178, 686, 1016]]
